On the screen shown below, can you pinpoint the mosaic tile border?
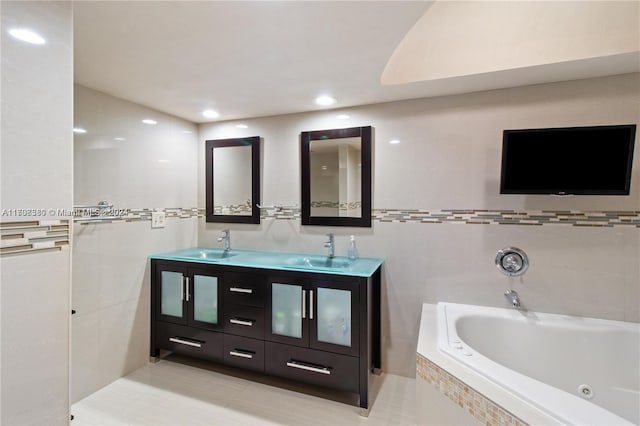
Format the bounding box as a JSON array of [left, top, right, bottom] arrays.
[[310, 201, 362, 210], [374, 209, 640, 227], [417, 353, 527, 426], [259, 206, 301, 220], [74, 207, 201, 224], [213, 204, 252, 215], [0, 220, 70, 256], [69, 207, 640, 228]]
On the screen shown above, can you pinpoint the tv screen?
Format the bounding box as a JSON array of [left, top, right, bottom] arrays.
[[500, 124, 636, 195]]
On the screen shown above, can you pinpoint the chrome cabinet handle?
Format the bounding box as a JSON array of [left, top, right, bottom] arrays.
[[229, 350, 254, 359], [286, 360, 331, 375], [310, 290, 314, 320], [180, 275, 185, 302], [302, 289, 306, 319], [185, 277, 190, 302], [230, 287, 253, 294], [229, 318, 254, 327], [169, 337, 202, 348]]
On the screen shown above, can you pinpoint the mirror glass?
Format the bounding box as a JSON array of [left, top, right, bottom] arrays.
[[309, 137, 362, 217], [301, 126, 371, 227], [213, 145, 252, 214], [206, 136, 260, 224]]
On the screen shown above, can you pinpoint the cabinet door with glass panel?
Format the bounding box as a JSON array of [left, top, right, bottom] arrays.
[[154, 261, 224, 332], [266, 274, 359, 357]]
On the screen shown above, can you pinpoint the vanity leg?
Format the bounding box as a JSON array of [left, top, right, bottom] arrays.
[[359, 389, 369, 417]]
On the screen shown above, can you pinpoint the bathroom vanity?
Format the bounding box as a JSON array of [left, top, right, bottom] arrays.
[[149, 247, 382, 413]]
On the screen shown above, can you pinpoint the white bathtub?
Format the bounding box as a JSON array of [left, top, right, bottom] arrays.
[[437, 302, 639, 426]]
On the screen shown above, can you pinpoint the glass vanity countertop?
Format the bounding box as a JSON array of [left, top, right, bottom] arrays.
[[149, 247, 383, 277]]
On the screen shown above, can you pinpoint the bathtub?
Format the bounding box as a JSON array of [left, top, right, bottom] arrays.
[[435, 302, 639, 425]]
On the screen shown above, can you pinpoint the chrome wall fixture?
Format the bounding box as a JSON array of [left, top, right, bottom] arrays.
[[495, 247, 529, 277], [73, 200, 113, 209]]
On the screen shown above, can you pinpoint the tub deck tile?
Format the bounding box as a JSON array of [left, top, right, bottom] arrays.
[[417, 353, 528, 426]]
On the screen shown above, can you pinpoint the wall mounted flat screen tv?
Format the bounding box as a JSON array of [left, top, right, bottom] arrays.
[[500, 124, 636, 195]]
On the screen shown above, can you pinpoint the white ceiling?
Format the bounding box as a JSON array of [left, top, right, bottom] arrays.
[[74, 1, 433, 123], [74, 1, 639, 125]]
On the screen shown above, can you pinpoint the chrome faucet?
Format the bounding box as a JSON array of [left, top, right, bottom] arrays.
[[504, 289, 521, 308], [324, 233, 335, 258], [218, 229, 231, 251]]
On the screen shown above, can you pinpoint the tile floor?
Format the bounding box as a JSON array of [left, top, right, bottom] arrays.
[[72, 355, 417, 425]]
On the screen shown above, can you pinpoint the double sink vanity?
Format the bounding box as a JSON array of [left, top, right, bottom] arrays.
[[149, 246, 383, 413], [150, 125, 381, 412]]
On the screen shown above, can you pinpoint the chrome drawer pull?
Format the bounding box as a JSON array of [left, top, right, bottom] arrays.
[[169, 337, 202, 348], [229, 350, 254, 359], [286, 360, 331, 375], [230, 287, 253, 294], [229, 318, 254, 327]]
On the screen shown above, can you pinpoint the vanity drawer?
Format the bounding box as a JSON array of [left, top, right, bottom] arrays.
[[223, 334, 264, 372], [265, 341, 358, 393], [224, 304, 264, 339], [224, 272, 265, 307], [155, 322, 223, 362]]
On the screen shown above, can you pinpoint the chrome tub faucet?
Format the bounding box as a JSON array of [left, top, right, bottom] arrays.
[[504, 289, 521, 309]]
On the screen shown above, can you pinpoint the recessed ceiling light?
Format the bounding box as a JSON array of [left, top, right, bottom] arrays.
[[336, 114, 349, 120], [114, 137, 126, 141], [315, 95, 336, 106], [8, 28, 46, 45], [236, 124, 249, 129], [73, 128, 87, 134], [181, 130, 192, 134], [142, 119, 157, 125], [321, 165, 328, 170], [389, 139, 401, 145], [202, 109, 219, 119]]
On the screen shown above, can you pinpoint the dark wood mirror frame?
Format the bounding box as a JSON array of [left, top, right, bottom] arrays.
[[301, 126, 372, 227], [205, 136, 260, 224]]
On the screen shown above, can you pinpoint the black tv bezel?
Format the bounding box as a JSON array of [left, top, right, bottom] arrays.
[[500, 124, 636, 196]]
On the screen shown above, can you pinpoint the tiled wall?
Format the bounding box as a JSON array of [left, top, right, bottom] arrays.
[[199, 73, 640, 377], [0, 1, 73, 424], [71, 85, 198, 402]]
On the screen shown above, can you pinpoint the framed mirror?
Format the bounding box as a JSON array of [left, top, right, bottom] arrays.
[[205, 136, 260, 224], [301, 126, 372, 227]]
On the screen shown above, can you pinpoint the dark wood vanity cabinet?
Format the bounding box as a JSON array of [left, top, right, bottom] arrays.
[[151, 261, 224, 362], [151, 259, 381, 412], [264, 273, 364, 395]]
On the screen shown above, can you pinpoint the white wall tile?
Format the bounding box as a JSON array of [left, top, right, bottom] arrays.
[[1, 250, 71, 425], [72, 218, 198, 402], [1, 1, 73, 424], [1, 1, 73, 212], [72, 87, 199, 402], [74, 85, 198, 209]]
